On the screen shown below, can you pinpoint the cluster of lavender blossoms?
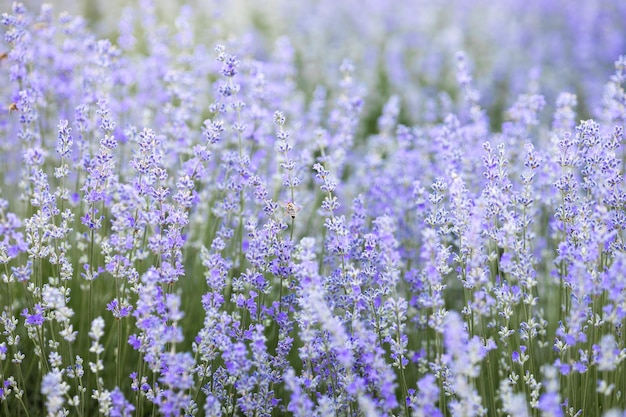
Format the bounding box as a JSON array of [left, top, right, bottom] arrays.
[[1, 1, 626, 416]]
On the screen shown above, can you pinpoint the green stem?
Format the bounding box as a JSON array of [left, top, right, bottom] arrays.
[[116, 318, 122, 388]]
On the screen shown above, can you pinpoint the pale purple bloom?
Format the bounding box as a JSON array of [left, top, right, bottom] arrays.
[[41, 368, 69, 416], [593, 334, 625, 372], [411, 374, 443, 417], [109, 387, 135, 417]]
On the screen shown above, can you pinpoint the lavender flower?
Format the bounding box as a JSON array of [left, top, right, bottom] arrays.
[[41, 368, 70, 416], [1, 3, 626, 417]]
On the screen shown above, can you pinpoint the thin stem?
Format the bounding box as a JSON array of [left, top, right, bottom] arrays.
[[116, 318, 122, 388]]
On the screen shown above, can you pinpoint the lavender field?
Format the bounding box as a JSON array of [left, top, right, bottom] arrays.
[[1, 1, 626, 416]]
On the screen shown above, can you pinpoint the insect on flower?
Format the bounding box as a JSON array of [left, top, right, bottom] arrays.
[[8, 103, 18, 112], [31, 22, 49, 31], [283, 201, 302, 219]]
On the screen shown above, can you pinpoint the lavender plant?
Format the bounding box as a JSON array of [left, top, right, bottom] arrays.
[[0, 2, 625, 417]]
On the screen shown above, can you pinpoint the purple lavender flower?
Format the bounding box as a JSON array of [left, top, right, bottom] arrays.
[[109, 387, 135, 417], [592, 334, 625, 372], [411, 374, 443, 417], [41, 368, 69, 416], [22, 304, 44, 326], [2, 3, 626, 416]]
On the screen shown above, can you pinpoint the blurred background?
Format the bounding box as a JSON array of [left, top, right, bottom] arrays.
[[9, 0, 626, 128]]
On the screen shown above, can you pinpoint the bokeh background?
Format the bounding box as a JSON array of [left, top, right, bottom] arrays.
[[13, 0, 626, 131]]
